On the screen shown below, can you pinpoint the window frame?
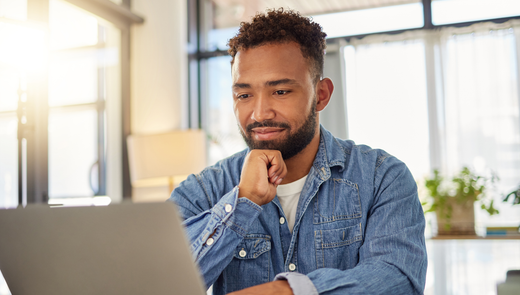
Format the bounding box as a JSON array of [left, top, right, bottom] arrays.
[[7, 0, 144, 204]]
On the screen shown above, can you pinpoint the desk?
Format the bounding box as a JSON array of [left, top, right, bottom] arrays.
[[432, 235, 520, 240], [1, 239, 518, 295], [425, 238, 520, 295]]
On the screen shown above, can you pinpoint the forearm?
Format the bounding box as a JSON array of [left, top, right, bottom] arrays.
[[279, 238, 425, 295], [306, 262, 418, 295], [274, 244, 424, 295], [180, 187, 263, 288]]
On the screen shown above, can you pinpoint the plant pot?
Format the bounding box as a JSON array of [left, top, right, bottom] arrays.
[[436, 198, 476, 235]]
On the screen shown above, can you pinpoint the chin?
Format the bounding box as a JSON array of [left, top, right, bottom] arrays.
[[248, 138, 285, 151]]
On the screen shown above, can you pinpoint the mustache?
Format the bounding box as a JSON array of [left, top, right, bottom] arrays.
[[246, 120, 291, 133]]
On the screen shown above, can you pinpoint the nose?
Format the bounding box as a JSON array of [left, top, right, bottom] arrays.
[[251, 94, 275, 122]]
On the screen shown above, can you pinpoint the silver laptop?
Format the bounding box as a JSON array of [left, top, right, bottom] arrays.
[[0, 202, 206, 295]]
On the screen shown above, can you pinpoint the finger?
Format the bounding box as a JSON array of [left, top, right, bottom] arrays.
[[266, 153, 286, 182], [279, 159, 288, 179], [268, 161, 282, 178], [273, 166, 288, 185], [271, 156, 287, 182], [266, 151, 284, 171]]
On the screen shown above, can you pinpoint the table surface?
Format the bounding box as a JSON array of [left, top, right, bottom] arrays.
[[425, 239, 520, 295], [431, 235, 520, 240], [1, 239, 519, 295]]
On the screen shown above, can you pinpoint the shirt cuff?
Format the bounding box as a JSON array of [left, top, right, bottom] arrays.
[[212, 186, 263, 237], [275, 272, 319, 295]]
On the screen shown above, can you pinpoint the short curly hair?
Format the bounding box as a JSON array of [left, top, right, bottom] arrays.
[[228, 8, 327, 83]]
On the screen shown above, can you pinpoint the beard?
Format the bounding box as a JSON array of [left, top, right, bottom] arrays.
[[239, 104, 317, 160]]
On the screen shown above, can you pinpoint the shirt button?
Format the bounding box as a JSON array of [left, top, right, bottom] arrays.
[[225, 204, 233, 213], [239, 250, 247, 257], [279, 217, 286, 224], [206, 237, 214, 246], [289, 263, 296, 271]]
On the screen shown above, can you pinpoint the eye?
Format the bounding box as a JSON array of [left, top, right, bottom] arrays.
[[237, 94, 250, 100], [274, 90, 289, 95]]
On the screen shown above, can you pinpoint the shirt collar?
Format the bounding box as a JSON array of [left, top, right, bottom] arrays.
[[313, 125, 348, 180]]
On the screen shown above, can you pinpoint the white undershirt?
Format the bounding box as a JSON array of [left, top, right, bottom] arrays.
[[276, 175, 308, 233]]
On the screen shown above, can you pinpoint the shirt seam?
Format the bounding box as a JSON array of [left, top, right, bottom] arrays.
[[195, 172, 214, 207]]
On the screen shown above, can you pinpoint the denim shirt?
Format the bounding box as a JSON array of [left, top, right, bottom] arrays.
[[169, 126, 427, 294]]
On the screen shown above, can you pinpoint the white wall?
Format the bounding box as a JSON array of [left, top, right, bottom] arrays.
[[130, 0, 187, 201], [131, 0, 187, 135]]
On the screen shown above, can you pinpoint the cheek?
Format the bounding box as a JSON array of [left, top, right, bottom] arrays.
[[291, 102, 312, 120], [233, 104, 248, 129]]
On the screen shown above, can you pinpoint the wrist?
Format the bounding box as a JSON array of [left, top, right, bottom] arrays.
[[272, 280, 293, 294], [237, 185, 264, 206]]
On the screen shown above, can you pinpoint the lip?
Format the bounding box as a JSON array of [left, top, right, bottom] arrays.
[[251, 127, 285, 140]]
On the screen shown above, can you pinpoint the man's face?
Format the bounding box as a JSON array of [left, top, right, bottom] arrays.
[[231, 42, 319, 160]]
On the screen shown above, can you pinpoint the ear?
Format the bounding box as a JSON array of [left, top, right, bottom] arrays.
[[315, 78, 334, 112]]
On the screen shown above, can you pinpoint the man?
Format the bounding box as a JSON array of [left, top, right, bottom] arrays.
[[169, 8, 427, 295]]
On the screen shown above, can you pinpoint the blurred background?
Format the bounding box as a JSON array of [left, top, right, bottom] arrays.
[[1, 0, 520, 294]]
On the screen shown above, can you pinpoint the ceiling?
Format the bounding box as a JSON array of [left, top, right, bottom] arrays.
[[211, 0, 420, 28]]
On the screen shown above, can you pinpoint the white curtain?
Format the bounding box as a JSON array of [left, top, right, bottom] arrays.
[[344, 20, 520, 225], [344, 31, 431, 181], [437, 20, 520, 225]]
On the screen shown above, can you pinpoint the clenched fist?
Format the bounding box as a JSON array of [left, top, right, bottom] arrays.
[[238, 149, 288, 206]]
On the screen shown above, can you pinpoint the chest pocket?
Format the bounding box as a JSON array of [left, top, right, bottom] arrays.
[[224, 234, 271, 292], [315, 223, 362, 269], [313, 178, 361, 224]]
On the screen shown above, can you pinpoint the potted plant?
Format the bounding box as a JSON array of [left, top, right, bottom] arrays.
[[504, 186, 520, 205], [422, 167, 499, 235]]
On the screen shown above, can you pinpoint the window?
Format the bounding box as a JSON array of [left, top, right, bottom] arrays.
[[0, 111, 18, 209], [0, 0, 125, 207], [0, 1, 35, 208], [202, 56, 246, 165], [343, 37, 430, 180], [313, 3, 424, 38], [0, 0, 140, 292], [0, 0, 27, 21], [432, 0, 520, 25], [438, 23, 520, 226], [343, 21, 520, 232], [47, 0, 121, 199]]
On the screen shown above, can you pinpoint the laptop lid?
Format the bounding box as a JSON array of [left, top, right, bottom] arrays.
[[0, 202, 206, 295]]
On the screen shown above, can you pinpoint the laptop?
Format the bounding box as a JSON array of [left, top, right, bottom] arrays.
[[0, 202, 207, 295]]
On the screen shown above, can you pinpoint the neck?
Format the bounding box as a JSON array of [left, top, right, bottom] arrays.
[[280, 128, 321, 184]]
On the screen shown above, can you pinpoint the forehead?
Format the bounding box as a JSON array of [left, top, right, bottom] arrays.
[[231, 42, 313, 82]]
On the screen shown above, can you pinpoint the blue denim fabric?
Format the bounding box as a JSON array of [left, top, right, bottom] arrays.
[[169, 126, 427, 294], [275, 272, 318, 295]]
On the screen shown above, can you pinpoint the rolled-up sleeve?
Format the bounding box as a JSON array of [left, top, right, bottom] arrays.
[[169, 170, 262, 289], [275, 272, 319, 295]]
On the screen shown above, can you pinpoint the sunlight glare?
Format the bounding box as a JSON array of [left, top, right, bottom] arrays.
[[312, 3, 424, 38], [0, 21, 47, 72], [432, 0, 520, 25], [49, 0, 98, 50]]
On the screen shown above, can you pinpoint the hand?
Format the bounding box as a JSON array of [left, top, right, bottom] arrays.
[[227, 280, 293, 295], [238, 149, 287, 206]]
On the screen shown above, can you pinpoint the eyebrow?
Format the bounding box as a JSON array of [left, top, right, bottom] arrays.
[[232, 83, 251, 89], [232, 79, 299, 90], [266, 79, 298, 87]]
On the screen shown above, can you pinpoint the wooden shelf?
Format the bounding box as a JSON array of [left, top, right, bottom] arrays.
[[431, 235, 520, 240]]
